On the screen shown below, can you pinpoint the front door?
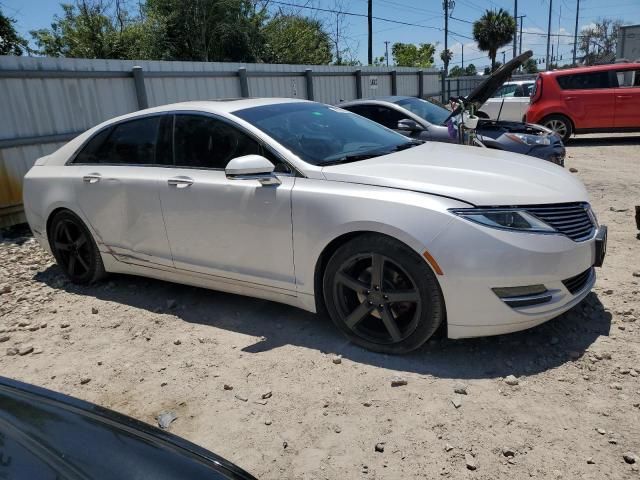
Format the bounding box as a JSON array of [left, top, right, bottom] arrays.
[[158, 113, 296, 292], [72, 115, 174, 267]]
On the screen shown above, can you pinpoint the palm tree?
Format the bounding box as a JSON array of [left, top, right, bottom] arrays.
[[472, 9, 516, 72]]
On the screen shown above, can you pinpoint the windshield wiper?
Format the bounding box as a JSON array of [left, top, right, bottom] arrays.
[[321, 141, 424, 166]]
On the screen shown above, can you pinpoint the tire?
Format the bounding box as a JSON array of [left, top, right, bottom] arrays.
[[48, 210, 106, 285], [323, 234, 444, 354], [541, 114, 573, 143]]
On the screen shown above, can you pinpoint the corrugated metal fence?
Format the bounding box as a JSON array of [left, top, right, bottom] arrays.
[[0, 56, 442, 227]]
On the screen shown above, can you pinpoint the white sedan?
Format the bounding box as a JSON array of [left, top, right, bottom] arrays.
[[23, 98, 607, 354], [478, 80, 535, 122]]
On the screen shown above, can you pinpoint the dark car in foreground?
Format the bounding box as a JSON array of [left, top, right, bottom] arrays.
[[339, 51, 566, 166], [0, 376, 256, 479]]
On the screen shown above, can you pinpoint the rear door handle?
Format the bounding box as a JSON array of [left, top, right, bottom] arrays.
[[83, 173, 101, 184], [564, 96, 576, 101], [167, 177, 194, 188], [617, 95, 632, 99]]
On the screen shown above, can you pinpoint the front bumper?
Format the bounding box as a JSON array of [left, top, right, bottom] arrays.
[[428, 218, 605, 339]]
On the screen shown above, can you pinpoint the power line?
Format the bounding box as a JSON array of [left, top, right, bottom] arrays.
[[268, 1, 444, 31]]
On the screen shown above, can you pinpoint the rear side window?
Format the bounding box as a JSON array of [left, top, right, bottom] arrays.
[[556, 72, 610, 90], [74, 116, 164, 165], [616, 69, 640, 87]]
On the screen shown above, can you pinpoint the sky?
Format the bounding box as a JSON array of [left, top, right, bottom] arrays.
[[2, 0, 640, 71]]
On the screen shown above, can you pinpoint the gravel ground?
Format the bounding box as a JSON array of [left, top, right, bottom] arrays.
[[1, 134, 639, 479]]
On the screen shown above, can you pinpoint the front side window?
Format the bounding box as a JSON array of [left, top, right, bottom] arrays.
[[343, 105, 405, 129], [493, 84, 519, 98], [73, 116, 164, 165], [556, 72, 610, 90], [173, 114, 287, 171], [232, 103, 413, 166], [394, 97, 450, 125]]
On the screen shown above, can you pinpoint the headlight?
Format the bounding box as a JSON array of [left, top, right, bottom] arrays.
[[505, 133, 551, 146], [450, 208, 556, 232]]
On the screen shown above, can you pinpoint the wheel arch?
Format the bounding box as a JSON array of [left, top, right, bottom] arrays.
[[312, 230, 446, 332]]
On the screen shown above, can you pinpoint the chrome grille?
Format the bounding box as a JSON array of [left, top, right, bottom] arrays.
[[525, 203, 595, 241], [562, 267, 594, 294]]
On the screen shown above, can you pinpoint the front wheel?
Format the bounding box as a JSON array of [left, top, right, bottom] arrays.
[[541, 114, 573, 143], [323, 234, 444, 354]]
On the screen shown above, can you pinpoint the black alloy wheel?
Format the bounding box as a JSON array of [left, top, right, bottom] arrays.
[[323, 235, 444, 354], [49, 210, 105, 284]]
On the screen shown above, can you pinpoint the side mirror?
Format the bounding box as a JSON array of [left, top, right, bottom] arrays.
[[397, 119, 423, 132], [225, 155, 280, 186]]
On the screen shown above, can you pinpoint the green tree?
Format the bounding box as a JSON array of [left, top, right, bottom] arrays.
[[448, 65, 465, 77], [262, 15, 332, 64], [483, 62, 502, 75], [465, 63, 477, 76], [522, 58, 538, 73], [473, 9, 515, 72], [0, 8, 29, 55], [391, 42, 435, 67], [145, 0, 267, 61], [30, 1, 162, 59], [440, 48, 453, 73]]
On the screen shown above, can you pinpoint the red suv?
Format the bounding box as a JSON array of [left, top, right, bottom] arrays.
[[526, 63, 640, 142]]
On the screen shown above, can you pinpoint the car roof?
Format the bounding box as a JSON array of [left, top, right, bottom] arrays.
[[541, 62, 640, 76], [503, 80, 534, 85], [337, 96, 410, 107]]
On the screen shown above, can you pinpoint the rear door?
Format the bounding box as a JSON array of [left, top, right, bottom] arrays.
[[614, 68, 640, 128], [555, 71, 614, 129], [72, 115, 174, 266]]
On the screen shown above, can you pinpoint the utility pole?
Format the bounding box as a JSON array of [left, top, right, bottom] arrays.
[[384, 40, 390, 67], [545, 0, 553, 71], [572, 0, 580, 65], [444, 0, 449, 76], [367, 0, 373, 65], [519, 15, 524, 55], [556, 4, 561, 67], [513, 0, 518, 58], [461, 44, 464, 70]]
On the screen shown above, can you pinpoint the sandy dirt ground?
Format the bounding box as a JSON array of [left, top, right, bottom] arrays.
[[1, 134, 639, 479]]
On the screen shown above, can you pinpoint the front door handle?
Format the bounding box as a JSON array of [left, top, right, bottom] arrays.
[[564, 96, 576, 101], [167, 177, 194, 188], [617, 95, 632, 99], [83, 173, 101, 184]]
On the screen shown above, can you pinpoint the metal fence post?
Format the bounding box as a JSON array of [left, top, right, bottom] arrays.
[[391, 70, 397, 95], [305, 69, 314, 101], [440, 70, 446, 103], [447, 79, 451, 101], [355, 69, 362, 99], [238, 67, 249, 98], [131, 66, 148, 110], [456, 78, 460, 97], [418, 70, 424, 98]]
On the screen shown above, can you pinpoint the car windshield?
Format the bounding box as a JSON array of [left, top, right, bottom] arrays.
[[394, 97, 450, 126], [232, 102, 415, 166]]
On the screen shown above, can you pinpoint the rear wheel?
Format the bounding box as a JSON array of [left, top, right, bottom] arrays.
[[542, 114, 573, 143], [323, 234, 444, 354], [48, 210, 105, 285]]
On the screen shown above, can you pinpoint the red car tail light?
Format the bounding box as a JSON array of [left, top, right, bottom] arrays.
[[530, 76, 543, 104]]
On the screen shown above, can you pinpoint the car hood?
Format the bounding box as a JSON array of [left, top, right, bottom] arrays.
[[465, 50, 533, 108], [321, 142, 587, 206], [445, 50, 534, 122]]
